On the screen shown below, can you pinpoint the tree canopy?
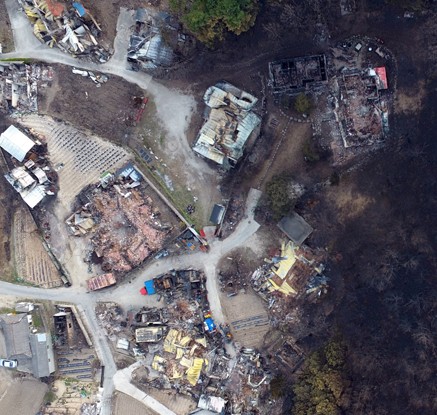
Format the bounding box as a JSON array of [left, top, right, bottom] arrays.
[[169, 0, 259, 44], [265, 174, 295, 220], [292, 339, 349, 415], [294, 93, 312, 114]]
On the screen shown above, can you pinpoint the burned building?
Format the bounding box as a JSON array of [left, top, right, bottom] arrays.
[[333, 67, 389, 147], [252, 241, 326, 299], [0, 63, 53, 112], [128, 9, 190, 71], [193, 82, 261, 168], [18, 0, 109, 62], [269, 55, 328, 95], [1, 125, 56, 208]]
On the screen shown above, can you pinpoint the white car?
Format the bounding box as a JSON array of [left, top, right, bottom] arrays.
[[0, 359, 18, 369]]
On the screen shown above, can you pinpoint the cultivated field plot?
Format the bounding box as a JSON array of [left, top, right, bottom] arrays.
[[113, 392, 159, 415], [43, 378, 99, 415], [13, 205, 62, 287], [20, 114, 131, 209], [221, 291, 270, 348], [0, 377, 47, 415]]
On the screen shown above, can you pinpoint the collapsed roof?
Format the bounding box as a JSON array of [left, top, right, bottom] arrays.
[[193, 82, 261, 168]]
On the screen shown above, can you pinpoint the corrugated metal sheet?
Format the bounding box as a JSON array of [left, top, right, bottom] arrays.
[[87, 273, 116, 291], [194, 82, 260, 166], [138, 34, 173, 66], [0, 125, 35, 162], [21, 185, 46, 208]]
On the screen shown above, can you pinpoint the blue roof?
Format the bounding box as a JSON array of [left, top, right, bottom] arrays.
[[144, 280, 156, 295], [73, 2, 86, 17]]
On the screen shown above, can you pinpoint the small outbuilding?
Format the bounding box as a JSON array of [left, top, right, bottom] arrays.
[[209, 204, 225, 225], [277, 212, 313, 246]]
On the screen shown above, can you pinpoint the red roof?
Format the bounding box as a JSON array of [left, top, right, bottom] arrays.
[[375, 67, 388, 89]]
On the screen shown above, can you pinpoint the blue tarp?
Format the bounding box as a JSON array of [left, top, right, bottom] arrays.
[[73, 2, 86, 17], [144, 280, 156, 295], [204, 318, 216, 332]]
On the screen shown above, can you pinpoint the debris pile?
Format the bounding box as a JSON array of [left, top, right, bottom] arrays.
[[193, 81, 262, 169], [251, 241, 328, 310], [67, 163, 173, 276], [0, 63, 53, 113], [95, 302, 124, 342], [18, 0, 110, 62], [1, 125, 57, 208], [72, 67, 108, 87], [128, 8, 191, 72], [333, 67, 389, 147]]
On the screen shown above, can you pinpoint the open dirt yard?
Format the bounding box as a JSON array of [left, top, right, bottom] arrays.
[[142, 387, 196, 415], [220, 290, 270, 349], [38, 65, 144, 144], [13, 205, 62, 288], [113, 392, 159, 415], [0, 373, 47, 415]]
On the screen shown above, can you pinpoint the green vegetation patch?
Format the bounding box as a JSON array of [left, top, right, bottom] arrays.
[[292, 339, 349, 415], [265, 174, 295, 220], [169, 0, 259, 44]]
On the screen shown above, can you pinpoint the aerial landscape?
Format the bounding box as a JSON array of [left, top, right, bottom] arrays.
[[0, 0, 436, 414]]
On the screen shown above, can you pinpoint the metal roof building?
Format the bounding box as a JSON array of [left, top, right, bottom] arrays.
[[29, 332, 56, 378], [0, 125, 35, 162], [193, 82, 261, 168]]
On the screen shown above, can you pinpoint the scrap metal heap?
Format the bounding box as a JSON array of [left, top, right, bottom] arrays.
[[192, 82, 262, 169], [252, 241, 328, 313], [0, 63, 54, 113], [126, 270, 272, 413], [18, 0, 110, 62], [1, 125, 57, 208], [66, 164, 172, 275]]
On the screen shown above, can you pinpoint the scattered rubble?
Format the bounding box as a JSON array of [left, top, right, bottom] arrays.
[[67, 162, 174, 276], [18, 0, 110, 62], [193, 81, 262, 169], [127, 8, 193, 73], [72, 67, 108, 87], [0, 63, 53, 113], [1, 125, 57, 208], [251, 240, 328, 311], [96, 267, 273, 413]]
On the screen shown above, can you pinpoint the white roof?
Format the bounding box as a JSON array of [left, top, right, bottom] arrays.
[[21, 185, 45, 208], [0, 125, 35, 162]]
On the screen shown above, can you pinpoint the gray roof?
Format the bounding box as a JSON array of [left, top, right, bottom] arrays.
[[29, 332, 55, 378], [209, 204, 225, 225], [0, 313, 31, 357], [277, 212, 313, 246]]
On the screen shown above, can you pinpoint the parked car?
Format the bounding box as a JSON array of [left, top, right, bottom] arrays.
[[0, 359, 18, 369]]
